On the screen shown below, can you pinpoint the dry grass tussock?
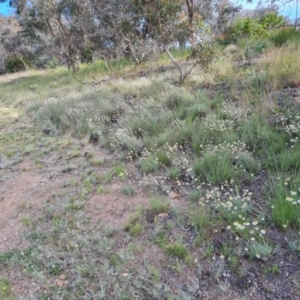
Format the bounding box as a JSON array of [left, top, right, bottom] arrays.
[[260, 43, 300, 89]]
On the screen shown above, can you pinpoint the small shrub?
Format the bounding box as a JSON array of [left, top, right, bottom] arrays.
[[229, 255, 239, 272], [288, 240, 300, 252], [223, 44, 239, 55], [248, 241, 273, 261], [5, 56, 29, 73], [270, 28, 300, 47]]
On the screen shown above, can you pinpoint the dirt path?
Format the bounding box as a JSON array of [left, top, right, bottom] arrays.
[[0, 70, 47, 84]]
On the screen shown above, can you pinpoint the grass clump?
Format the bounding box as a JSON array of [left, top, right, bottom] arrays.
[[165, 239, 189, 259], [167, 166, 181, 180], [124, 213, 143, 236], [150, 197, 170, 215], [112, 163, 127, 178], [122, 185, 135, 196], [0, 278, 12, 299], [97, 185, 110, 194], [191, 208, 210, 232], [194, 150, 237, 184], [188, 190, 202, 203], [139, 155, 159, 174], [156, 151, 172, 167], [270, 177, 300, 229]]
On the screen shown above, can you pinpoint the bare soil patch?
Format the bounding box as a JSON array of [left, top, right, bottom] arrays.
[[0, 158, 65, 252], [87, 184, 148, 229]]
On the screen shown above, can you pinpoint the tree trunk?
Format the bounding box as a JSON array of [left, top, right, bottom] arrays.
[[165, 47, 183, 84]]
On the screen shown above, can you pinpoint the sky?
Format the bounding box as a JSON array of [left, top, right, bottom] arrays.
[[242, 0, 298, 19], [0, 1, 298, 19], [0, 2, 9, 15]]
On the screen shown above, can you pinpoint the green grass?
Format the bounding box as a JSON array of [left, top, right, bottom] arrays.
[[2, 35, 300, 299], [165, 239, 189, 259], [0, 278, 12, 299], [270, 177, 300, 229], [150, 197, 170, 215], [124, 212, 143, 236], [188, 190, 202, 203], [122, 185, 135, 196], [191, 208, 210, 232], [194, 150, 238, 185]]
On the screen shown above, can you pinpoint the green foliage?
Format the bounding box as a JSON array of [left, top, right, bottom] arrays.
[[132, 0, 182, 44], [124, 213, 143, 236], [5, 56, 29, 73], [223, 12, 284, 44], [191, 43, 215, 71], [129, 223, 143, 236], [188, 190, 202, 203], [165, 239, 189, 259], [47, 58, 61, 69], [122, 185, 135, 196], [270, 177, 300, 229], [0, 278, 12, 298], [248, 241, 273, 261], [193, 151, 238, 185], [140, 155, 159, 173], [82, 48, 93, 63], [270, 28, 300, 47], [191, 209, 209, 231], [150, 197, 169, 214], [245, 39, 272, 59], [260, 12, 284, 30], [157, 151, 172, 167], [167, 166, 181, 180]]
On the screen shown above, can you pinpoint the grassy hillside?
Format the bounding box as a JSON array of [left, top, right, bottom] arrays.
[[1, 35, 300, 299]]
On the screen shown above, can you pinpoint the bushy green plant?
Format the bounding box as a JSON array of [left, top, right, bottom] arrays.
[[270, 177, 300, 229], [270, 28, 300, 47], [5, 56, 29, 73], [150, 197, 169, 214], [223, 12, 284, 45], [248, 241, 273, 261], [47, 58, 61, 69], [191, 208, 210, 239], [0, 277, 12, 298], [140, 155, 159, 173], [188, 190, 202, 203], [223, 18, 267, 44], [193, 150, 238, 184], [165, 239, 189, 259]]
